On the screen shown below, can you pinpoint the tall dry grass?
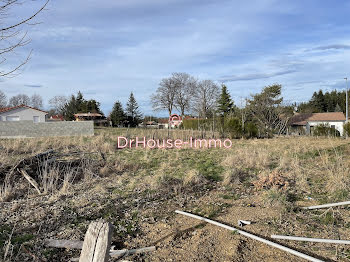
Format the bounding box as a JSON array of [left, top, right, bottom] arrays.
[[1, 128, 349, 202]]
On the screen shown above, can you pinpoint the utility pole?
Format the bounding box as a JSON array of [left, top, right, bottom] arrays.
[[212, 109, 215, 138], [240, 97, 244, 131], [344, 77, 349, 138], [345, 77, 348, 124]]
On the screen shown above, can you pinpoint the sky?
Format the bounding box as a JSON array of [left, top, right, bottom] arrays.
[[1, 0, 350, 115]]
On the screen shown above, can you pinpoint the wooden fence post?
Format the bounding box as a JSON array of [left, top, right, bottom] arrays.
[[79, 220, 112, 262]]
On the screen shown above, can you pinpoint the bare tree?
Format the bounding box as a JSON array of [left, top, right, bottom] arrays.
[[173, 72, 197, 117], [49, 95, 67, 114], [8, 93, 29, 106], [151, 76, 177, 116], [30, 93, 43, 108], [193, 79, 219, 118], [0, 89, 6, 107], [0, 0, 49, 77]]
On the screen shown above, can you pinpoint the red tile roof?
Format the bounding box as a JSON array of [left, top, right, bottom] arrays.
[[0, 105, 48, 114], [50, 115, 64, 121], [307, 112, 346, 121]]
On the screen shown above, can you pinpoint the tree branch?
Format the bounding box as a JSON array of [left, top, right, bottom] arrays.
[[0, 0, 49, 32]]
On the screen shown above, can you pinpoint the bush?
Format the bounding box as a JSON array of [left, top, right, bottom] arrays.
[[182, 118, 221, 130], [313, 123, 340, 137], [224, 117, 242, 138], [244, 122, 258, 138], [344, 122, 350, 136]]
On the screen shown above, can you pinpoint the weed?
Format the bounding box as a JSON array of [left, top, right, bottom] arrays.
[[220, 193, 240, 200]]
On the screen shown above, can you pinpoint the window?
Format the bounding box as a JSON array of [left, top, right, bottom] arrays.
[[33, 116, 40, 123], [6, 116, 19, 121]]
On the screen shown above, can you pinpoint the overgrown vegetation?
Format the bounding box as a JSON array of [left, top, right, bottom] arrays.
[[313, 123, 341, 137], [1, 129, 350, 261]]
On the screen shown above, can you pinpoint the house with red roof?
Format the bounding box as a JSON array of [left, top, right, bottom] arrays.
[[0, 105, 48, 123]]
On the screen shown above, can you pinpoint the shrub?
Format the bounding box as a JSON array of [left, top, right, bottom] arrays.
[[182, 119, 211, 130], [344, 122, 350, 136], [224, 117, 242, 138], [244, 122, 258, 138], [313, 123, 340, 137]]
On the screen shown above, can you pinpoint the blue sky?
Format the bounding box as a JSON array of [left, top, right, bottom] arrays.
[[1, 0, 350, 115]]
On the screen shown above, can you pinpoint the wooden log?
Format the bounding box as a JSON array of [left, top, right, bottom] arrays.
[[44, 238, 156, 257], [44, 239, 83, 249], [20, 169, 42, 194], [69, 246, 156, 261], [79, 220, 112, 262]]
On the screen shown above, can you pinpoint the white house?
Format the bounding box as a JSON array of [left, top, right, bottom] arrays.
[[0, 105, 48, 122], [289, 112, 346, 136]]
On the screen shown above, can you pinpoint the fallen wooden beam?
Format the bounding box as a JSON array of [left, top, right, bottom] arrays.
[[44, 239, 156, 257], [271, 235, 350, 244], [20, 169, 42, 194], [175, 210, 323, 262], [68, 246, 156, 261], [79, 220, 112, 262], [302, 200, 350, 210]]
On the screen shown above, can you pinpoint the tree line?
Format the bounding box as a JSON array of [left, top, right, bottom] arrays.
[[0, 77, 295, 138], [1, 72, 347, 137], [0, 92, 44, 109], [110, 92, 142, 127], [151, 73, 220, 118], [297, 90, 346, 113], [151, 72, 291, 138], [0, 89, 143, 127]]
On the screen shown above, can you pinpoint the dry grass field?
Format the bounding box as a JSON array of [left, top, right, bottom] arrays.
[[1, 128, 350, 261]]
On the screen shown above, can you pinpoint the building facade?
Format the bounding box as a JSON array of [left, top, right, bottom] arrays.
[[0, 105, 47, 122], [289, 112, 346, 136]]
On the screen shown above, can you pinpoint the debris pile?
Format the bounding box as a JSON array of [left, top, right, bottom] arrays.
[[1, 149, 107, 201]]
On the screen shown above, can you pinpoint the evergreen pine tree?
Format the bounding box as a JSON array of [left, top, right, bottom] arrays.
[[110, 101, 126, 127], [126, 92, 142, 127], [62, 94, 78, 120], [217, 84, 233, 116], [76, 91, 86, 112], [86, 99, 103, 115], [61, 91, 104, 120], [335, 103, 342, 112]]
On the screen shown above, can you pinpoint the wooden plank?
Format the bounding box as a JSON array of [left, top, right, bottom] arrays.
[[69, 246, 156, 261], [79, 220, 112, 262], [44, 239, 156, 257], [20, 169, 42, 194], [44, 239, 83, 249]]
